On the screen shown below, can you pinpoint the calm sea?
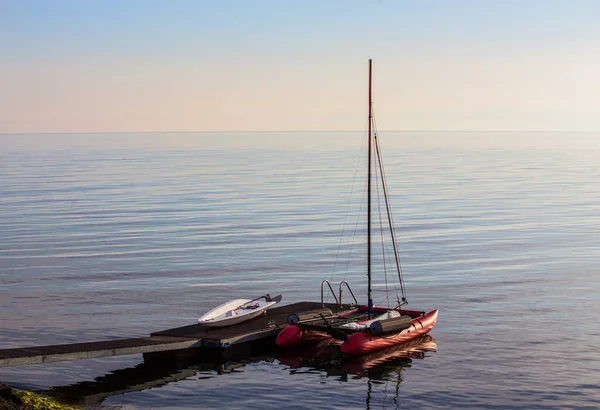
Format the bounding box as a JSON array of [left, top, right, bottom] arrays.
[[1, 131, 599, 409]]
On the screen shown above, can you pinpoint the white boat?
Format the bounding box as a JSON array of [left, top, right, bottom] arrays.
[[198, 294, 282, 327]]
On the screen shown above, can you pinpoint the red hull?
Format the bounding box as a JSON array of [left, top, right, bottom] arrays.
[[275, 322, 332, 348], [276, 308, 438, 356], [341, 309, 438, 356]]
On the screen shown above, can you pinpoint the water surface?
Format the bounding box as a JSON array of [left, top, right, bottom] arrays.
[[1, 131, 599, 408]]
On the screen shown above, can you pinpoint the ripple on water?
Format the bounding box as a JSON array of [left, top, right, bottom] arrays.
[[1, 132, 600, 409]]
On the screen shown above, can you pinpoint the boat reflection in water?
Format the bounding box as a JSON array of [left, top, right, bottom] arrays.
[[279, 335, 437, 381], [279, 336, 437, 409]]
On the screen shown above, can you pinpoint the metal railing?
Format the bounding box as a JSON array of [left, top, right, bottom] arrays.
[[321, 280, 339, 306], [321, 280, 358, 307], [338, 280, 358, 306]]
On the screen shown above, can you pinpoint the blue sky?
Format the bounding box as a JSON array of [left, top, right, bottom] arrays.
[[1, 0, 599, 132]]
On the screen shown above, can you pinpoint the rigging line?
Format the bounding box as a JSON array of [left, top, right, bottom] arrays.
[[372, 106, 407, 302], [341, 177, 368, 286], [374, 161, 391, 308], [370, 104, 392, 307], [380, 162, 407, 300], [330, 130, 368, 283], [374, 132, 407, 302], [327, 170, 368, 304]]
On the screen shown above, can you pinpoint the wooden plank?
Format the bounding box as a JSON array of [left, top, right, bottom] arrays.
[[0, 337, 200, 367]]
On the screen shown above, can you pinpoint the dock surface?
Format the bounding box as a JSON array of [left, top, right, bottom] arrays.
[[0, 302, 353, 367]]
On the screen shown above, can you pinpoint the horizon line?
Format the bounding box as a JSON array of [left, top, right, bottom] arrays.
[[2, 129, 599, 136]]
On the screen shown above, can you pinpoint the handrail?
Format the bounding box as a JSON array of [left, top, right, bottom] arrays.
[[320, 280, 339, 306], [338, 281, 358, 306]]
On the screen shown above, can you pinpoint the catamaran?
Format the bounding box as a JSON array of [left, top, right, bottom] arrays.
[[276, 59, 438, 356]]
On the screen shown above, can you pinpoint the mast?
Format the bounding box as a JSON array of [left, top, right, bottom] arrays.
[[367, 59, 373, 318]]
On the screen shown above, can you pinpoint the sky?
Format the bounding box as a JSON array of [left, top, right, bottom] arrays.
[[1, 0, 600, 133]]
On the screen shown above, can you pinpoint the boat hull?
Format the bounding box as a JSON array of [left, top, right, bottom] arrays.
[[276, 308, 438, 356], [341, 309, 438, 356], [198, 297, 279, 328]]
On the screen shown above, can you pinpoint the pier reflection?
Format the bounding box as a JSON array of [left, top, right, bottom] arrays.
[[44, 343, 275, 406], [43, 336, 436, 407]]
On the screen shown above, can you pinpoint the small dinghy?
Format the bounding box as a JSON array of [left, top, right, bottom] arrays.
[[198, 294, 282, 327]]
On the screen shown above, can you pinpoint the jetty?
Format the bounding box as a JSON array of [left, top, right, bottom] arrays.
[[0, 302, 353, 367]]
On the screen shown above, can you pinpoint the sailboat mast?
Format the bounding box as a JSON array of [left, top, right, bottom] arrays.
[[367, 59, 373, 318]]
